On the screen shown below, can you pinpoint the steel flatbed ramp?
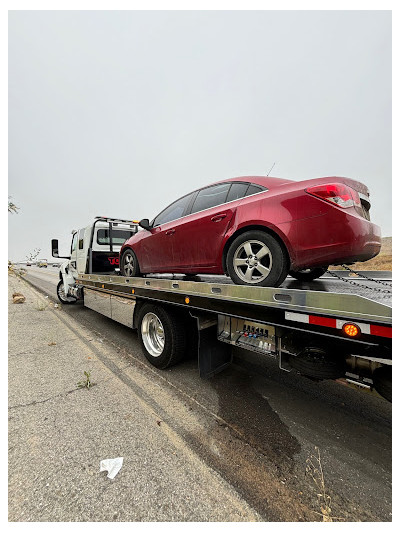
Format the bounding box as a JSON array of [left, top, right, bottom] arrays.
[[78, 273, 391, 325]]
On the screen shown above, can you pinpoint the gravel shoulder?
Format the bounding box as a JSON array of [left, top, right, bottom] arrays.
[[8, 273, 261, 522]]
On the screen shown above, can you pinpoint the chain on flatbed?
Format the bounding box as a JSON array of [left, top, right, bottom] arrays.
[[328, 266, 392, 298]]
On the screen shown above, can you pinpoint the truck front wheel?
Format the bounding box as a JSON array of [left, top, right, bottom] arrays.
[[56, 280, 77, 304], [137, 304, 186, 369]]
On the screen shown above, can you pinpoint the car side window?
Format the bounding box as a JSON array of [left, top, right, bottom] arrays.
[[244, 184, 264, 196], [226, 182, 250, 202], [153, 193, 194, 227], [190, 183, 231, 214]]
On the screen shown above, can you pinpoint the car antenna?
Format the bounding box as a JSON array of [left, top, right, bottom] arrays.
[[266, 162, 276, 176]]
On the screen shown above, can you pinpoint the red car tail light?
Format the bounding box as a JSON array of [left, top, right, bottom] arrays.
[[306, 183, 361, 209]]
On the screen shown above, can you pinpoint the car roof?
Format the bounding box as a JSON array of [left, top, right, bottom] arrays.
[[210, 175, 294, 189]]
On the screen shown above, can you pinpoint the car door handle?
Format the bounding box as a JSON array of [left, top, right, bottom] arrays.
[[165, 229, 175, 235], [211, 213, 227, 222]]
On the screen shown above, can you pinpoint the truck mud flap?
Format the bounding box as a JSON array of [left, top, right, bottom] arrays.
[[192, 314, 232, 378]]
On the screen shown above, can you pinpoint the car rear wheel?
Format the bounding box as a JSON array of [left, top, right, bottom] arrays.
[[226, 231, 289, 287], [120, 248, 140, 277], [289, 267, 328, 281]]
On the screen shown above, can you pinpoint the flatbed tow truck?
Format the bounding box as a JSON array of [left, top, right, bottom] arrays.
[[52, 217, 392, 402]]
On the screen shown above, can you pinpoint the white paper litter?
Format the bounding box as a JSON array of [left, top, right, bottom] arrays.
[[99, 457, 123, 479]]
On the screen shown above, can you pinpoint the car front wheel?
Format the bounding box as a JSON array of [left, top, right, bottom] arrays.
[[226, 231, 289, 287], [120, 248, 140, 277]]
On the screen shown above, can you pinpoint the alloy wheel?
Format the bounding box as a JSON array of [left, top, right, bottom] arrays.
[[232, 239, 273, 284], [123, 252, 135, 277]]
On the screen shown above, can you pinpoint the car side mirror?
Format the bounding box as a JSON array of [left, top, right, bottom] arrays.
[[51, 239, 70, 259], [139, 218, 153, 231]]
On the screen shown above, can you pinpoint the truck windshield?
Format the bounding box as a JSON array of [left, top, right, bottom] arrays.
[[96, 229, 133, 246]]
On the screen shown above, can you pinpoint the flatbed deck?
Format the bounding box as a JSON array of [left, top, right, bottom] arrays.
[[78, 272, 392, 325]]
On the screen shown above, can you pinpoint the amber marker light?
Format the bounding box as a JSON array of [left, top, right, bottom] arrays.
[[343, 323, 361, 337], [185, 297, 190, 304], [131, 289, 135, 294]]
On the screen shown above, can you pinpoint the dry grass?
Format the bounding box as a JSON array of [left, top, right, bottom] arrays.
[[306, 446, 344, 522]]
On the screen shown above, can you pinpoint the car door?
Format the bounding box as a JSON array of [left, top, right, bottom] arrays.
[[139, 192, 195, 271], [173, 182, 238, 269]]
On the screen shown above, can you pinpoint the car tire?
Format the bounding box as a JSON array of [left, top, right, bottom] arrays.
[[288, 347, 346, 380], [120, 248, 140, 277], [226, 231, 289, 287], [373, 366, 392, 402], [289, 267, 328, 281], [137, 304, 186, 369], [56, 280, 77, 304]]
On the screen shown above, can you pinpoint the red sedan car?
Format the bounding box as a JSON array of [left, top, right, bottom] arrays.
[[120, 176, 381, 287]]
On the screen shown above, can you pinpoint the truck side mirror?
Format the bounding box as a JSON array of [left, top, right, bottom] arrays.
[[51, 239, 71, 259], [51, 239, 60, 258], [139, 219, 152, 231]]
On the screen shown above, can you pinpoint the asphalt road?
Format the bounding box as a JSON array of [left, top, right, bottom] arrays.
[[13, 266, 392, 522]]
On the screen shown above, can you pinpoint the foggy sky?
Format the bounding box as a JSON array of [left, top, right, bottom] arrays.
[[8, 10, 391, 261]]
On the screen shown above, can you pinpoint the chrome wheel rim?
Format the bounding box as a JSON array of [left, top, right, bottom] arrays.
[[123, 252, 135, 277], [57, 282, 75, 302], [141, 313, 165, 357], [233, 240, 272, 284]]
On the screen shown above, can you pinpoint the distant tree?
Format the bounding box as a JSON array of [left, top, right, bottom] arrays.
[[8, 197, 19, 214], [26, 248, 41, 262]]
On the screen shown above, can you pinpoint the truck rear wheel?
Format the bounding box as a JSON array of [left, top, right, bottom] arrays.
[[288, 347, 346, 379], [373, 366, 392, 402], [137, 304, 186, 369]]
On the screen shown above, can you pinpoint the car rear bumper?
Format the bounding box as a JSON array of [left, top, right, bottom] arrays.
[[281, 210, 381, 270]]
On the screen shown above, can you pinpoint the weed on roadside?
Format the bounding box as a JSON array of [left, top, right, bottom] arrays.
[[305, 446, 343, 522], [77, 370, 93, 390]]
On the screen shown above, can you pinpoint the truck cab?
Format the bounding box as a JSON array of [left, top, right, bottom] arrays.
[[52, 217, 138, 301]]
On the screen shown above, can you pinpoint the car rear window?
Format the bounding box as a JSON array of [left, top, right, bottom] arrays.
[[244, 184, 264, 196], [97, 229, 134, 245], [191, 183, 231, 214], [226, 182, 250, 202]]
